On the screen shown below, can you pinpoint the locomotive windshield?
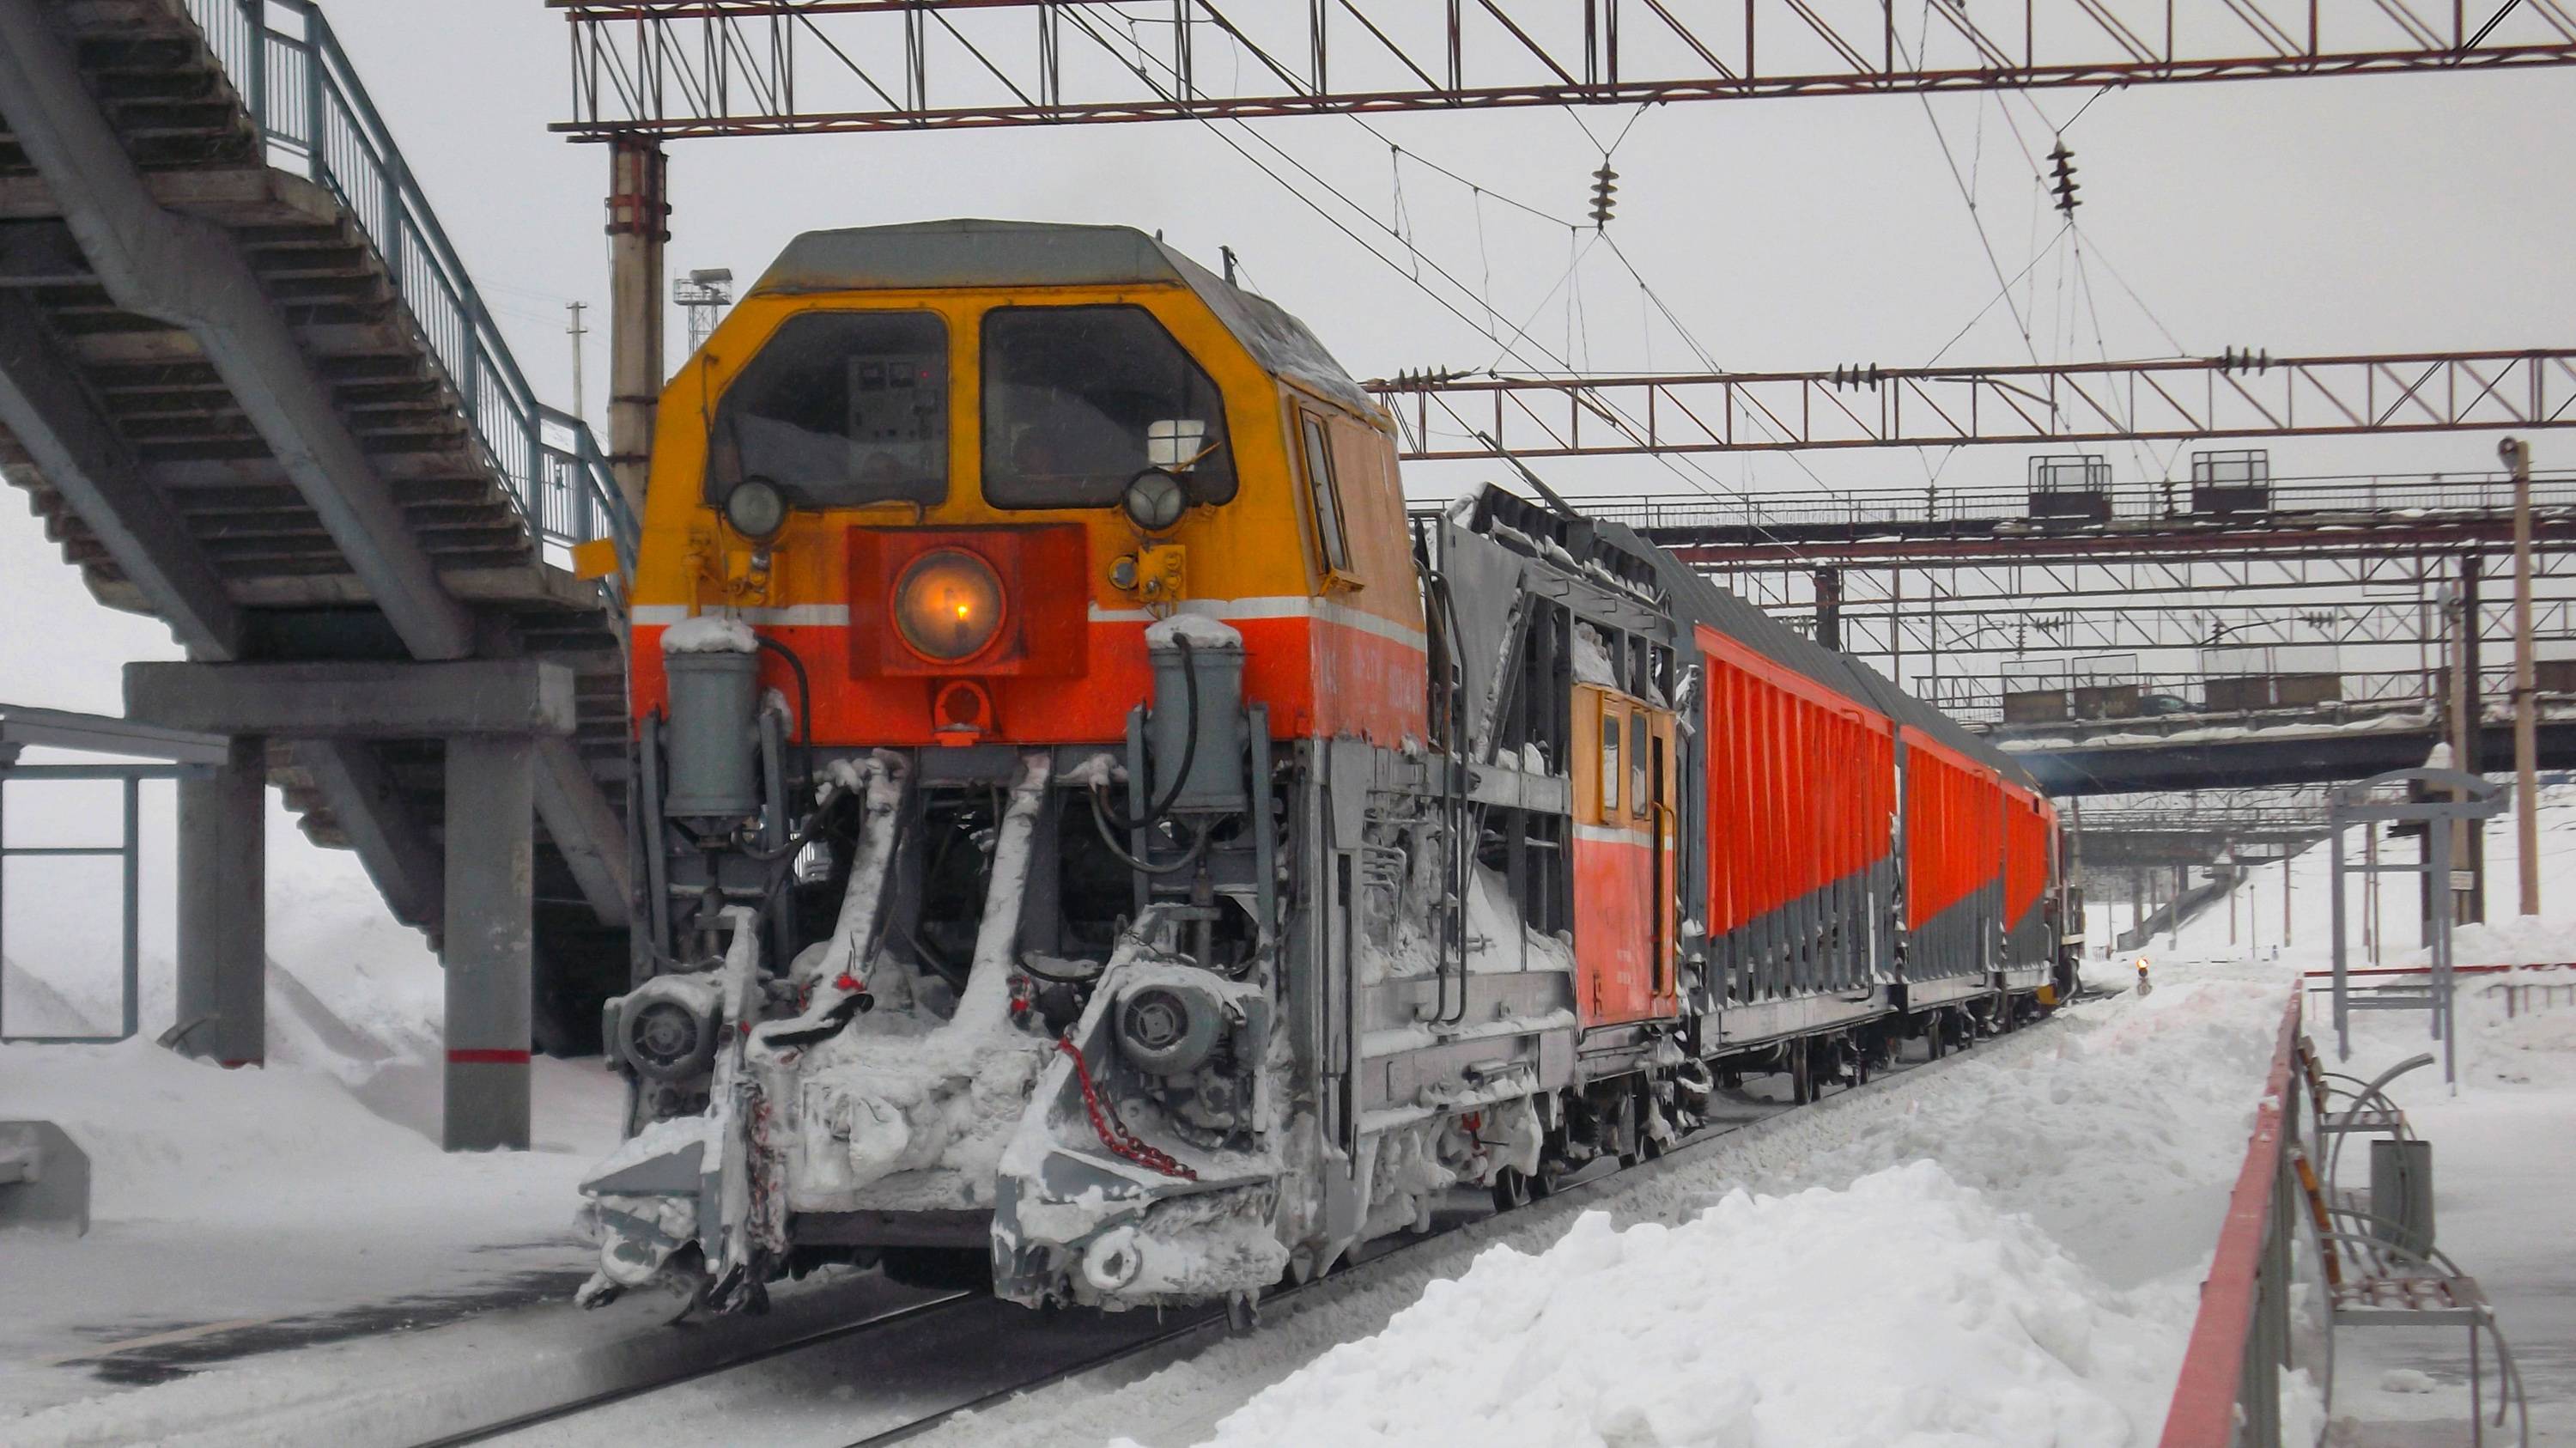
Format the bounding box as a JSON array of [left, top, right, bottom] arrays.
[[981, 305, 1236, 509], [706, 310, 948, 509]]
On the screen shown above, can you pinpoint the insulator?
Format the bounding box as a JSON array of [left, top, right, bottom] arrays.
[[2048, 140, 2081, 216], [1589, 163, 1619, 228]]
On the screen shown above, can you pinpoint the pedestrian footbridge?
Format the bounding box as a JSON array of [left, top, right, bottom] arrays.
[[0, 0, 634, 1146]]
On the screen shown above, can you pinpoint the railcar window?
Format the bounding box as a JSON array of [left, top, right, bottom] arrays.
[[982, 306, 1236, 509], [1600, 702, 1620, 818], [705, 311, 947, 509], [1630, 712, 1649, 818], [1297, 412, 1353, 575]]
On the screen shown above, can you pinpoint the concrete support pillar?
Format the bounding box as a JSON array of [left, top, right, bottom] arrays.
[[443, 736, 534, 1152], [175, 735, 264, 1066]]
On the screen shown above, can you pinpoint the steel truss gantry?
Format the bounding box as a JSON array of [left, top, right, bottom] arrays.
[[548, 0, 2576, 139], [1373, 352, 2576, 460]]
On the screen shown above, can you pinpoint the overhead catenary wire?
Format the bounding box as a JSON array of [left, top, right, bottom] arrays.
[[1051, 4, 1833, 558]]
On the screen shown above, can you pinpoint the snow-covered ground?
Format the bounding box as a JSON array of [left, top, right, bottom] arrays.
[[897, 962, 2293, 1448], [0, 821, 626, 1421], [5, 710, 2569, 1445]]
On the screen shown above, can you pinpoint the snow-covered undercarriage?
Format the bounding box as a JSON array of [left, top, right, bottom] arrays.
[[580, 617, 1595, 1317]]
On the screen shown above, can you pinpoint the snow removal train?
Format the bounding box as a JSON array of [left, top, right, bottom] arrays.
[[578, 220, 2076, 1317]]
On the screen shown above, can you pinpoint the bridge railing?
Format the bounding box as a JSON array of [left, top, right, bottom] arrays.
[[183, 0, 635, 571]]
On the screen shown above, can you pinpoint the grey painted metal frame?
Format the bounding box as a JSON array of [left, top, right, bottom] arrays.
[[0, 704, 223, 1045], [2326, 767, 2508, 1086]]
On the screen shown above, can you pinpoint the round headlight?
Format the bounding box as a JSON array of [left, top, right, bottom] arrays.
[[894, 549, 1006, 662], [1121, 468, 1188, 532], [722, 477, 788, 542]]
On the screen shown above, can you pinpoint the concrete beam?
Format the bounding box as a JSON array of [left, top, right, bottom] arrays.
[[533, 736, 630, 928], [0, 289, 245, 658], [444, 735, 533, 1152], [0, 0, 475, 660], [127, 660, 577, 739], [0, 702, 229, 764]]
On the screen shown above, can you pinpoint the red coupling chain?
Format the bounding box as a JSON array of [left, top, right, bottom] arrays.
[[1055, 1037, 1196, 1182]]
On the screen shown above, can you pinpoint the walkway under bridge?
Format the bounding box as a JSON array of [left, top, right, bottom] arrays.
[[0, 0, 633, 1147]]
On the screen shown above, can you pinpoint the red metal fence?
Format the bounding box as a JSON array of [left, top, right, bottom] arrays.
[[2160, 993, 2309, 1447]]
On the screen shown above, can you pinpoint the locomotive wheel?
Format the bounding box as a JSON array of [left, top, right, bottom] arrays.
[[1789, 1041, 1815, 1104], [1528, 1164, 1561, 1200], [1491, 1166, 1533, 1212]]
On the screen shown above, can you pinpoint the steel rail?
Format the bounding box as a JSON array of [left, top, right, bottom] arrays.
[[399, 1013, 2060, 1447], [841, 1013, 2070, 1446], [408, 1289, 982, 1448]]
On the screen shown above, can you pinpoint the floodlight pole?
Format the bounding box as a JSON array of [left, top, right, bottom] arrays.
[[2504, 436, 2541, 916]]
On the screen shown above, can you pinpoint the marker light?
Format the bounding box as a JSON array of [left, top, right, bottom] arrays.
[[894, 548, 1005, 662], [722, 477, 788, 542]]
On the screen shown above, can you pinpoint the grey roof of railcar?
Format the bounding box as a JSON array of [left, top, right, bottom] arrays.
[[1591, 518, 2044, 794], [749, 219, 1375, 415]]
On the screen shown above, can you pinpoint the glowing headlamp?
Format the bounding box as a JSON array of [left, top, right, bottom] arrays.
[[893, 548, 1005, 662]]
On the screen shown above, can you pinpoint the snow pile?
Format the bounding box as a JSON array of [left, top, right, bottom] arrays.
[[1570, 622, 1618, 689], [2439, 913, 2576, 968], [1766, 978, 2291, 1263], [1170, 1161, 2172, 1448], [659, 614, 757, 653]]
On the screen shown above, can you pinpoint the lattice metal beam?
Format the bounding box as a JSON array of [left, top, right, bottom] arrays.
[[1374, 350, 2576, 460], [550, 0, 2576, 139]]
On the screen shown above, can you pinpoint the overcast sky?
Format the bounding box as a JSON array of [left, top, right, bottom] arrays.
[[3, 2, 2571, 978]]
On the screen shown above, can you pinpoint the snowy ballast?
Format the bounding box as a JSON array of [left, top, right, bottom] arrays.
[[660, 616, 759, 654]]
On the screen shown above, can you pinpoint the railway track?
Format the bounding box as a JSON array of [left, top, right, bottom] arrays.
[[416, 1013, 2065, 1448]]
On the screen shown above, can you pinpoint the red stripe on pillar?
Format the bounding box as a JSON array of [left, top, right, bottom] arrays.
[[447, 1048, 532, 1065]]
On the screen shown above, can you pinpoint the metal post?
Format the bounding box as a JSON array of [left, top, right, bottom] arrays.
[[442, 736, 535, 1152], [1813, 566, 1842, 650], [2283, 845, 2293, 947], [120, 774, 138, 1042], [302, 22, 326, 184], [2333, 819, 2351, 1058], [236, 0, 266, 140], [2366, 822, 2382, 966], [2503, 436, 2540, 916], [176, 736, 265, 1066], [605, 137, 668, 518], [2457, 552, 2487, 925]]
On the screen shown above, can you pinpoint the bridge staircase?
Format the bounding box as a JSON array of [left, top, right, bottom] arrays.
[[0, 0, 636, 1059]]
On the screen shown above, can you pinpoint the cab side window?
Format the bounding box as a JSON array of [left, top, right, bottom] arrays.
[[1630, 711, 1649, 818], [1599, 699, 1622, 820], [1297, 412, 1352, 575]]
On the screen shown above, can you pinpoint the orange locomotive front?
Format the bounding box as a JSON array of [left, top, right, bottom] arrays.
[[577, 221, 2067, 1320]]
